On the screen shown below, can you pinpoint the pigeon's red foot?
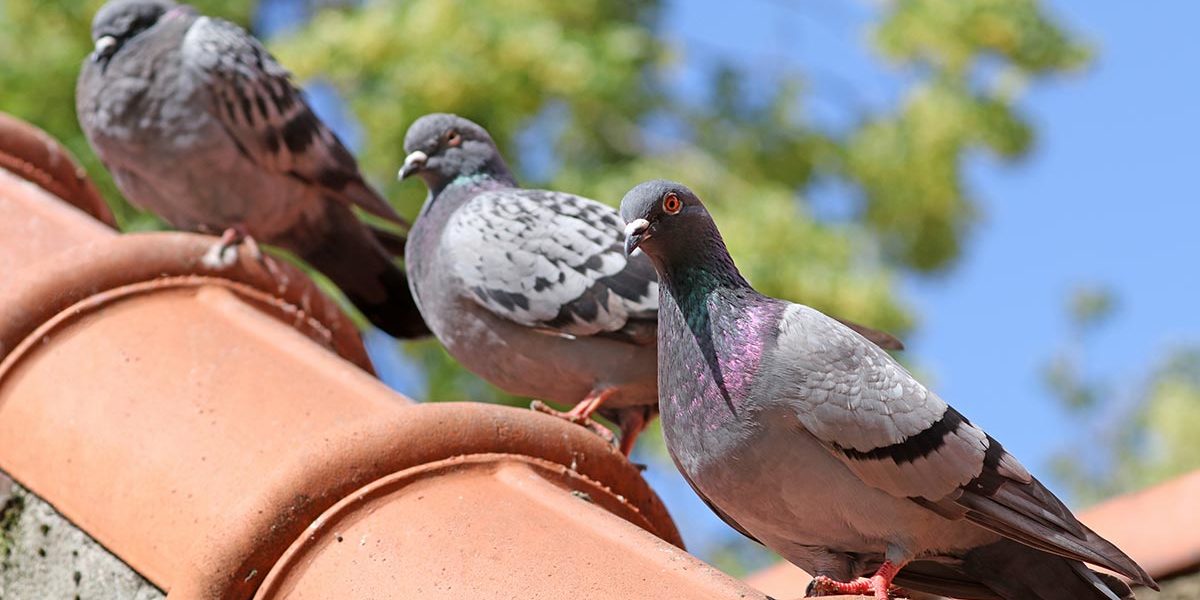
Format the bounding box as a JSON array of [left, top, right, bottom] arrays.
[[530, 388, 617, 449], [616, 406, 652, 457], [809, 561, 905, 600]]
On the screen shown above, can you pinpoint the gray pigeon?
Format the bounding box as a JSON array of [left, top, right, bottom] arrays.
[[76, 0, 428, 338], [619, 179, 1156, 600], [398, 114, 902, 455]]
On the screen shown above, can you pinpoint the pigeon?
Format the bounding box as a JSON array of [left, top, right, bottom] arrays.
[[398, 113, 902, 455], [76, 0, 429, 338], [619, 179, 1156, 600]]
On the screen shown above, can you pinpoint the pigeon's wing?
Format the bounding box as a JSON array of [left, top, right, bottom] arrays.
[[771, 303, 1153, 587], [442, 189, 658, 344], [179, 17, 406, 228]]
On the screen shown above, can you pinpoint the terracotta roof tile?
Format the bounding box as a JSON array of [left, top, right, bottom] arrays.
[[0, 111, 769, 599]]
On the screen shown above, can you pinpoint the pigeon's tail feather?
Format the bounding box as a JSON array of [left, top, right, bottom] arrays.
[[344, 257, 430, 340], [343, 179, 411, 230], [369, 226, 407, 257], [891, 560, 1002, 600], [300, 206, 430, 339], [958, 476, 1156, 589], [955, 539, 1137, 600]]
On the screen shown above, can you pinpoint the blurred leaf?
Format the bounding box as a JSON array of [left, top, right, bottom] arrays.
[[1069, 285, 1118, 330], [1045, 289, 1200, 504], [1041, 354, 1097, 411]]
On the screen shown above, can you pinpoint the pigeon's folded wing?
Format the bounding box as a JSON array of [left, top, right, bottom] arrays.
[[772, 304, 1152, 586], [179, 17, 405, 227], [443, 189, 658, 344]]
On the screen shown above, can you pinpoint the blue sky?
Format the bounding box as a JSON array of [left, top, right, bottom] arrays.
[[258, 0, 1199, 566], [903, 1, 1200, 466], [666, 0, 1200, 471], [657, 0, 1200, 560]]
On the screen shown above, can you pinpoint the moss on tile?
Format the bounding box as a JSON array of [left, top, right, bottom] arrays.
[[0, 491, 25, 563], [0, 483, 163, 600]]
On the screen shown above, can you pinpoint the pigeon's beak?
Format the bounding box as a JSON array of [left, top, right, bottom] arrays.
[[623, 218, 650, 256], [92, 36, 118, 63], [398, 150, 428, 180]]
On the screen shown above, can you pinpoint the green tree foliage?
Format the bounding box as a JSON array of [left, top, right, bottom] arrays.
[[1, 0, 1088, 407], [267, 0, 1087, 404], [1045, 287, 1200, 504], [864, 0, 1089, 269]]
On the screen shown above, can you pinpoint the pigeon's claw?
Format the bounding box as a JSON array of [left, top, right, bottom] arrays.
[[238, 234, 286, 284], [201, 227, 243, 270], [201, 226, 283, 283], [238, 232, 265, 262], [531, 388, 618, 449], [808, 576, 890, 599], [808, 561, 905, 600], [530, 402, 615, 446]]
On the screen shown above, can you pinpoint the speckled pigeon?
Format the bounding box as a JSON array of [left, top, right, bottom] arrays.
[[619, 179, 1156, 600], [76, 0, 428, 338], [398, 114, 902, 455]]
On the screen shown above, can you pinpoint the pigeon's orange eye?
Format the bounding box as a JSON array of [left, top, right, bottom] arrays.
[[446, 130, 462, 147], [662, 192, 682, 215]]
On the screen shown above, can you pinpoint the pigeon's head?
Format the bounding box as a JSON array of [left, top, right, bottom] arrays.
[[619, 179, 712, 259], [399, 113, 511, 190], [90, 0, 183, 67]]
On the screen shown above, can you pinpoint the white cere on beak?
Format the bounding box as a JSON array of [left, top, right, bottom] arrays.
[[398, 150, 428, 179], [623, 218, 650, 257], [624, 218, 649, 239], [94, 35, 117, 55]]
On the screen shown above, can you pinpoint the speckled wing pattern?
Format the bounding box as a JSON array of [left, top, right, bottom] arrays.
[[444, 189, 658, 343], [771, 303, 1142, 577], [179, 17, 404, 225]]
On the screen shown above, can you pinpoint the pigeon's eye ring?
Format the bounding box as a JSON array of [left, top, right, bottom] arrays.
[[446, 130, 462, 147], [662, 192, 682, 215]]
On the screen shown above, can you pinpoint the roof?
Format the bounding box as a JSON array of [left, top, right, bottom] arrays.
[[3, 110, 1191, 600], [0, 111, 775, 599]]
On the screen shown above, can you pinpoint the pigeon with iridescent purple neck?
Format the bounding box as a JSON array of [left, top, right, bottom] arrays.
[[620, 179, 1155, 600], [398, 114, 903, 455]]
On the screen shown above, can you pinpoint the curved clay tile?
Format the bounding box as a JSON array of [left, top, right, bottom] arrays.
[[0, 112, 114, 227], [0, 111, 780, 599]]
